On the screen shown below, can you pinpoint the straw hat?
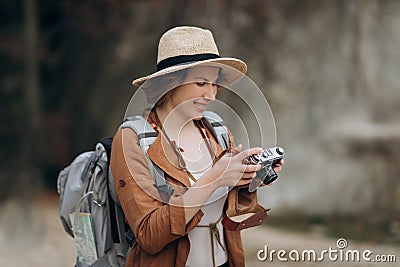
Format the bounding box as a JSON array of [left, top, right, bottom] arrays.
[[132, 26, 247, 86]]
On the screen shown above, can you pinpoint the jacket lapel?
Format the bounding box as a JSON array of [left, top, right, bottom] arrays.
[[203, 124, 224, 157], [147, 133, 191, 188]]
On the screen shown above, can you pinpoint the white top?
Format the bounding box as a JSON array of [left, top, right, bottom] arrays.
[[186, 171, 229, 267]]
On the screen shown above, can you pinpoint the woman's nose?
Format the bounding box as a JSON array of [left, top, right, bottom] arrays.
[[203, 83, 217, 101]]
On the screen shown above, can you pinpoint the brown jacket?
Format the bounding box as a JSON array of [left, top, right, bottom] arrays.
[[110, 114, 268, 267]]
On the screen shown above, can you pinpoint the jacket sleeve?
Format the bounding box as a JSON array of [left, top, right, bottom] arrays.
[[225, 127, 266, 218], [110, 128, 203, 255]]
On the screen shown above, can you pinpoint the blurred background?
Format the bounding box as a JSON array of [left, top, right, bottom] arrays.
[[0, 0, 399, 266]]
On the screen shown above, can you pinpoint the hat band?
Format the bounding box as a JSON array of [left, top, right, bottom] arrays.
[[157, 53, 220, 71]]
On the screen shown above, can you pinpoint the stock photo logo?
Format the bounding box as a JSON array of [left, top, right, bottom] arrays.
[[257, 238, 397, 263]]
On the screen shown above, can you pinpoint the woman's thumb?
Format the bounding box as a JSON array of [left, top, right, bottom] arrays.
[[230, 144, 242, 155]]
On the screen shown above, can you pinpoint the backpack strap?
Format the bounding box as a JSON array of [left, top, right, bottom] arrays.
[[120, 116, 174, 203], [203, 111, 229, 150], [105, 116, 175, 251]]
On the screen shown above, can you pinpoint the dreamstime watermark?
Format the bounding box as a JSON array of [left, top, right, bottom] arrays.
[[257, 238, 397, 263]]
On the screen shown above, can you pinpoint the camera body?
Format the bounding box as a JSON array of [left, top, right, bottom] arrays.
[[244, 146, 285, 192]]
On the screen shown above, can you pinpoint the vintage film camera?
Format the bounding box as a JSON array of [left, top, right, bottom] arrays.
[[243, 146, 285, 192]]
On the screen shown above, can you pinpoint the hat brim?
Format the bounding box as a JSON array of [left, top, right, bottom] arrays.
[[132, 57, 247, 87]]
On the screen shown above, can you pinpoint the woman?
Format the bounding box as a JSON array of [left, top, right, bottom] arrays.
[[110, 26, 283, 267]]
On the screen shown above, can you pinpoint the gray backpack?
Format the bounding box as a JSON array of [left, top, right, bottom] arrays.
[[57, 111, 228, 267]]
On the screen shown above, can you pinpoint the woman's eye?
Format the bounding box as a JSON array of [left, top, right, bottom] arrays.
[[196, 82, 206, 87]]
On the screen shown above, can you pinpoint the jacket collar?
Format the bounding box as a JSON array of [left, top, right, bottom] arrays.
[[145, 109, 224, 188]]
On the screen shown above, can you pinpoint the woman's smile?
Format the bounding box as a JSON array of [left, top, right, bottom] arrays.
[[193, 100, 209, 111]]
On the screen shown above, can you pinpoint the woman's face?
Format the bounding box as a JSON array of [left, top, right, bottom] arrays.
[[165, 66, 219, 120]]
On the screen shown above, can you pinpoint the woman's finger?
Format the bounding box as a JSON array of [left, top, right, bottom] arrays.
[[236, 147, 262, 161], [236, 178, 252, 186], [241, 172, 256, 179], [243, 164, 261, 172], [273, 165, 282, 173], [228, 144, 242, 156]]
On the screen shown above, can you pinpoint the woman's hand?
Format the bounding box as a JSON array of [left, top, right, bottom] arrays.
[[273, 159, 284, 173], [258, 159, 285, 187], [209, 145, 263, 187]]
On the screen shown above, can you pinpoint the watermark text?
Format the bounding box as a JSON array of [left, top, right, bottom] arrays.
[[257, 238, 397, 263]]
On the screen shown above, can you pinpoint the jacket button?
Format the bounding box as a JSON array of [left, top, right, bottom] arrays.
[[119, 180, 126, 187]]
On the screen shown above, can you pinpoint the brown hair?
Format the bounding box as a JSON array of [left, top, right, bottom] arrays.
[[141, 69, 188, 108]]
